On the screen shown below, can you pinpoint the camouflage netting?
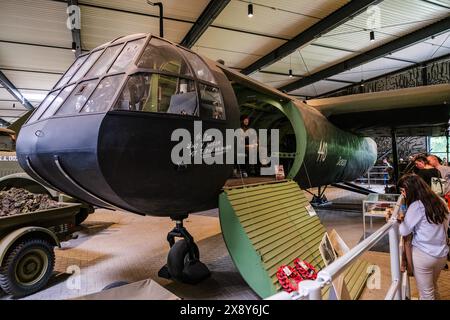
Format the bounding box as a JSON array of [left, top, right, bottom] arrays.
[[0, 188, 61, 217]]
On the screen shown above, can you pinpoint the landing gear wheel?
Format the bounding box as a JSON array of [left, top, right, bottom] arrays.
[[0, 239, 55, 298], [167, 239, 199, 281]]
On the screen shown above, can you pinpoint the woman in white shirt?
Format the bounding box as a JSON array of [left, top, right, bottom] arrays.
[[398, 174, 449, 300]]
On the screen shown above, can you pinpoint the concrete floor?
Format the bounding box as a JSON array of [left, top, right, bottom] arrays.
[[1, 185, 448, 300]]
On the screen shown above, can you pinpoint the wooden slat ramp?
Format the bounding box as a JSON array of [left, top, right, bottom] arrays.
[[219, 179, 370, 299]]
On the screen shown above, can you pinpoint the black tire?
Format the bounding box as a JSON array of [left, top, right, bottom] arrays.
[[75, 208, 90, 226], [167, 240, 199, 281], [0, 238, 55, 298], [102, 281, 129, 291]]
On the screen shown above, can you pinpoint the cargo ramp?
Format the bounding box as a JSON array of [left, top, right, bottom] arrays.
[[219, 179, 370, 299]]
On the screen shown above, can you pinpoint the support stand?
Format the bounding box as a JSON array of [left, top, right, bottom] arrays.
[[310, 186, 331, 207]]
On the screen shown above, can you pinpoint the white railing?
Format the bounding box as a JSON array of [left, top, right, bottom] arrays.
[[356, 165, 391, 188], [266, 195, 410, 300]]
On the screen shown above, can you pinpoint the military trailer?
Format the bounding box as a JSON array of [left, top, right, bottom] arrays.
[[0, 125, 89, 297], [0, 202, 81, 297]]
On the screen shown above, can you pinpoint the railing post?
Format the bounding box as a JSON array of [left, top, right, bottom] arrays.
[[402, 271, 411, 300], [298, 280, 323, 300], [388, 223, 402, 300]]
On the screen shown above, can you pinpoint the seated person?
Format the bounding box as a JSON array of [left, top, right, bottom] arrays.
[[414, 155, 441, 186]]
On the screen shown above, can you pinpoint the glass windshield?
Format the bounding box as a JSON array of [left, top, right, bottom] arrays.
[[28, 90, 61, 123], [199, 84, 225, 120], [81, 75, 124, 113], [70, 50, 103, 83], [181, 50, 216, 84], [39, 84, 75, 120], [54, 56, 87, 89], [113, 73, 197, 115], [85, 44, 123, 78], [137, 38, 192, 75], [109, 38, 146, 73], [55, 80, 97, 116]]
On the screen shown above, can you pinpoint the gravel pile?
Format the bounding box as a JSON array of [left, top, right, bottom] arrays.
[[0, 188, 61, 217]]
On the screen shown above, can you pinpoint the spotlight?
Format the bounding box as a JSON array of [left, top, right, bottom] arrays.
[[71, 41, 77, 52], [370, 31, 375, 42], [289, 69, 293, 78], [248, 3, 253, 17]]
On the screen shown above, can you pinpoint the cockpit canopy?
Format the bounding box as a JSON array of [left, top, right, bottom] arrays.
[[26, 34, 226, 124]]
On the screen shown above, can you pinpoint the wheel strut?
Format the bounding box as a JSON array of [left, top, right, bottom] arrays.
[[158, 216, 210, 284], [166, 219, 196, 260]]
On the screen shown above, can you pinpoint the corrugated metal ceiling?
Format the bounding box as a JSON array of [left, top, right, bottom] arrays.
[[80, 0, 209, 22], [80, 5, 192, 50], [0, 0, 71, 48]]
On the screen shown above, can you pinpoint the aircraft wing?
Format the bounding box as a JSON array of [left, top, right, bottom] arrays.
[[215, 63, 293, 103], [305, 84, 450, 137], [214, 61, 449, 137]]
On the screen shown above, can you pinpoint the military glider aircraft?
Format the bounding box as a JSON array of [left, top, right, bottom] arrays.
[[16, 33, 450, 283]]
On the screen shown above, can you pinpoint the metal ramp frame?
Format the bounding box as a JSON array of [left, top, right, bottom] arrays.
[[219, 179, 370, 299]]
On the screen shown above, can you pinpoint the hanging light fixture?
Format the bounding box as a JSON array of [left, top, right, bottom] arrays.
[[248, 2, 253, 18], [370, 31, 375, 42], [71, 41, 77, 52]]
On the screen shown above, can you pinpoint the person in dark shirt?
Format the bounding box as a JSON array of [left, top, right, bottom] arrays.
[[414, 155, 441, 186]]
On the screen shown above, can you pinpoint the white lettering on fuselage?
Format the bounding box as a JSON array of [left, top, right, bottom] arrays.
[[336, 157, 347, 167], [317, 140, 328, 162]]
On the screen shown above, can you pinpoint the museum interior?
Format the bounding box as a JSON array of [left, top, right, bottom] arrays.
[[0, 0, 449, 302]]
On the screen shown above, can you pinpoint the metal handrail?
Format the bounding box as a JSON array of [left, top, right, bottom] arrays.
[[356, 165, 391, 187], [267, 195, 408, 300]]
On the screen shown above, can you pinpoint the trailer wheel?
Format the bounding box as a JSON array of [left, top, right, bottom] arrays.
[[0, 238, 55, 298], [167, 239, 199, 281]]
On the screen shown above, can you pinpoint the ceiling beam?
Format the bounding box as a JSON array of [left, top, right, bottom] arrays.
[[0, 106, 29, 111], [0, 116, 21, 119], [0, 68, 64, 76], [280, 16, 450, 93], [180, 0, 230, 48], [67, 0, 82, 57], [241, 0, 382, 75], [0, 71, 34, 110]]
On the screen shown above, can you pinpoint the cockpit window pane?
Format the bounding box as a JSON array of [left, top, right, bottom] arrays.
[[70, 50, 103, 83], [81, 75, 123, 113], [137, 38, 192, 76], [55, 80, 97, 116], [113, 73, 197, 116], [181, 50, 216, 84], [109, 38, 145, 73], [85, 44, 123, 78], [54, 56, 87, 89], [28, 90, 61, 123], [199, 84, 225, 120], [39, 84, 75, 120]]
